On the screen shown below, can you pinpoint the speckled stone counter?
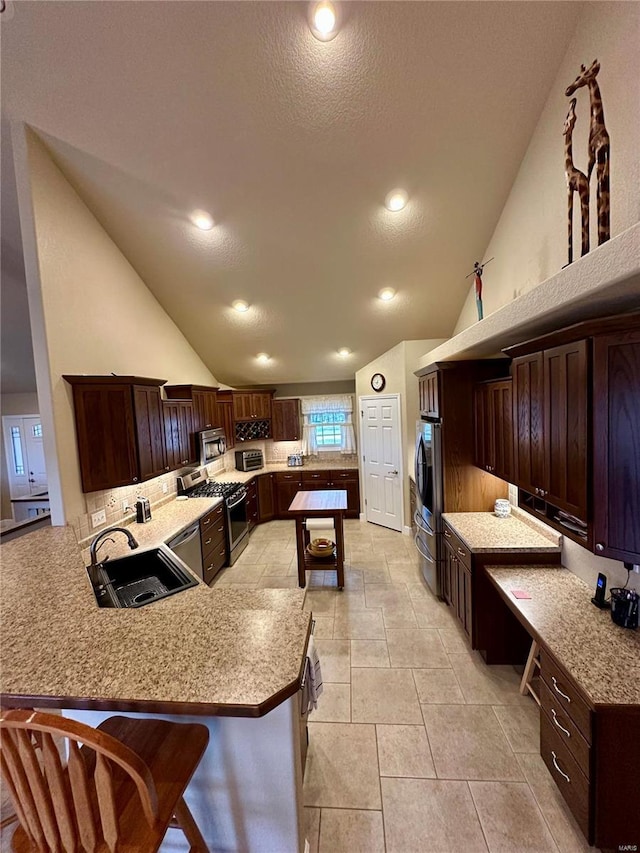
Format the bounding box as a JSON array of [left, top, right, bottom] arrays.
[[486, 566, 640, 706], [0, 518, 309, 716], [214, 459, 358, 484], [442, 511, 561, 553]]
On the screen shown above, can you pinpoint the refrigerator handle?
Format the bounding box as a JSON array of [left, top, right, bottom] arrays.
[[414, 534, 435, 563]]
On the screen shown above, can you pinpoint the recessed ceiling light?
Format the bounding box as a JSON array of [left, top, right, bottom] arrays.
[[190, 210, 214, 230], [233, 300, 250, 313], [384, 189, 408, 212], [310, 1, 338, 40], [378, 287, 396, 302], [256, 353, 271, 363], [338, 348, 352, 357]]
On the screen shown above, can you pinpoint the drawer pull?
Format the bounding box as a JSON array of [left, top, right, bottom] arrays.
[[203, 519, 210, 526], [217, 525, 224, 532], [551, 708, 571, 738], [551, 676, 571, 703], [204, 538, 212, 546], [551, 751, 570, 783], [457, 547, 466, 557], [444, 529, 452, 538], [219, 549, 225, 556]]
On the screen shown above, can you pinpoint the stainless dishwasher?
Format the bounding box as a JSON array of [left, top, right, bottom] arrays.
[[167, 522, 203, 580]]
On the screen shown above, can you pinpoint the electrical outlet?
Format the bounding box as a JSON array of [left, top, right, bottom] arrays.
[[123, 500, 131, 514], [162, 483, 168, 494], [91, 509, 107, 528]]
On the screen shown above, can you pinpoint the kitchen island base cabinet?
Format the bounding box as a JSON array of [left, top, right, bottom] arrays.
[[64, 695, 307, 852]]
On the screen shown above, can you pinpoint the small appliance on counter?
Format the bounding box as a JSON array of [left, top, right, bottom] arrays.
[[135, 497, 152, 524], [235, 449, 263, 472], [287, 454, 303, 467], [610, 587, 639, 629]]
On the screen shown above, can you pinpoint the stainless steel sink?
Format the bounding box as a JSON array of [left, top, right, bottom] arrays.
[[88, 545, 198, 608]]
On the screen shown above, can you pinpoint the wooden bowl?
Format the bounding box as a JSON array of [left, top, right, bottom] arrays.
[[307, 538, 335, 557]]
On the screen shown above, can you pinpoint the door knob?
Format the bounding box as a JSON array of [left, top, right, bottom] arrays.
[[389, 470, 398, 475]]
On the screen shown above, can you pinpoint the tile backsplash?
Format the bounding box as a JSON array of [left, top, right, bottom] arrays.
[[70, 438, 358, 541]]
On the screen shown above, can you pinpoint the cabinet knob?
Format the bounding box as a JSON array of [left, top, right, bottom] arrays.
[[133, 477, 138, 483], [535, 488, 540, 495], [165, 466, 170, 472], [596, 543, 605, 552]]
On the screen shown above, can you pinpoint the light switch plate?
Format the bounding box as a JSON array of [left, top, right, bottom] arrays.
[[91, 509, 107, 528]]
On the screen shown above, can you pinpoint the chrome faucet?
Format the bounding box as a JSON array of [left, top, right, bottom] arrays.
[[89, 526, 139, 568]]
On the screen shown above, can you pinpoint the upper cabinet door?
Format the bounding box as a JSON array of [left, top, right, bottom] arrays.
[[133, 386, 168, 481], [272, 399, 301, 441], [593, 331, 640, 562], [543, 342, 588, 520], [489, 379, 514, 483], [419, 373, 440, 418], [512, 353, 545, 496]]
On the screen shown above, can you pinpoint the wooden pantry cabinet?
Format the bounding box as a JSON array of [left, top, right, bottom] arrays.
[[64, 376, 168, 493]]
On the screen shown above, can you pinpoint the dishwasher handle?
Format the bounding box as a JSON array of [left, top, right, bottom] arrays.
[[167, 523, 200, 550]]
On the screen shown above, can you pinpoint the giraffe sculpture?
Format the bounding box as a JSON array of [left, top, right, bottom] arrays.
[[563, 98, 590, 265], [565, 59, 610, 245]]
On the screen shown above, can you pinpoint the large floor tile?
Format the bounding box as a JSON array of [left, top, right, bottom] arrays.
[[413, 668, 465, 704], [310, 683, 351, 722], [304, 590, 338, 615], [449, 653, 530, 705], [365, 583, 418, 628], [311, 616, 334, 638], [493, 702, 540, 753], [350, 639, 390, 668], [376, 724, 436, 778], [304, 807, 320, 853], [469, 781, 559, 852], [318, 809, 385, 853], [351, 668, 423, 724], [409, 591, 457, 628], [333, 609, 386, 639], [386, 628, 450, 668], [516, 754, 595, 853], [333, 590, 369, 613], [304, 723, 381, 809], [387, 561, 424, 584], [256, 575, 299, 589], [422, 704, 523, 781], [381, 777, 488, 853], [353, 560, 392, 583], [315, 638, 351, 682], [438, 625, 472, 654]]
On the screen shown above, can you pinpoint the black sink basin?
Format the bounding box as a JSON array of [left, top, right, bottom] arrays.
[[88, 546, 198, 608]]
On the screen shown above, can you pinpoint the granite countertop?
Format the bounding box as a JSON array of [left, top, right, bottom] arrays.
[[442, 511, 561, 553], [214, 460, 358, 483], [1, 502, 309, 717], [486, 566, 640, 706]]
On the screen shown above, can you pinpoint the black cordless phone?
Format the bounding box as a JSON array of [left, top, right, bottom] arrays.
[[591, 572, 610, 609]]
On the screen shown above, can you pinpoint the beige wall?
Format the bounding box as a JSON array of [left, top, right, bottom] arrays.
[[0, 392, 40, 519], [16, 128, 219, 526], [454, 2, 640, 334], [356, 340, 446, 530]]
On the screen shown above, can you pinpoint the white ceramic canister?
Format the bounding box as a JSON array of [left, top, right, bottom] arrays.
[[494, 499, 511, 518]]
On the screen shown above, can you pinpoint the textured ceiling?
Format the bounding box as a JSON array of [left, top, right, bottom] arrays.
[[1, 1, 580, 387]]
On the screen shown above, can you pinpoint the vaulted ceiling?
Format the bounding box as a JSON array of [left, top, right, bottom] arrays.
[[1, 1, 581, 388]]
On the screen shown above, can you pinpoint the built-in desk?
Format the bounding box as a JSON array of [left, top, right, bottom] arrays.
[[485, 565, 640, 850]]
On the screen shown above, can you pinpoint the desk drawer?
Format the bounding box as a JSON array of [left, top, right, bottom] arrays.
[[541, 709, 591, 840], [442, 522, 471, 571], [540, 649, 592, 743], [540, 679, 591, 778]]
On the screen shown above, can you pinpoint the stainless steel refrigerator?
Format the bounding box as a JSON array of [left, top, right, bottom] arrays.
[[414, 417, 443, 597]]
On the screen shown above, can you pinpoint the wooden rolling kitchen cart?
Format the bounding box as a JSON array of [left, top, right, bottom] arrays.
[[288, 490, 347, 589]]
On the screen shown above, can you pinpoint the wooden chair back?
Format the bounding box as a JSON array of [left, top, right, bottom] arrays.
[[0, 708, 158, 852]]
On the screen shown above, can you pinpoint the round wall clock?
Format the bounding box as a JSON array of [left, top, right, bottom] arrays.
[[371, 373, 386, 392]]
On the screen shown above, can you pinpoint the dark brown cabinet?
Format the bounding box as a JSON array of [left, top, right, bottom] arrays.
[[163, 400, 195, 470], [232, 392, 273, 421], [246, 479, 259, 531], [165, 385, 219, 432], [442, 524, 472, 640], [593, 329, 640, 562], [216, 394, 235, 449], [64, 376, 168, 493], [474, 379, 513, 482], [200, 502, 227, 585], [272, 399, 301, 441], [330, 470, 360, 519], [257, 473, 276, 522], [419, 371, 439, 417], [511, 341, 589, 535], [274, 472, 303, 516]]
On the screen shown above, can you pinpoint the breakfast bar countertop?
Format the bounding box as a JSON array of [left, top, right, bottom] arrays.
[[442, 511, 561, 553], [0, 502, 310, 718], [485, 565, 640, 706]]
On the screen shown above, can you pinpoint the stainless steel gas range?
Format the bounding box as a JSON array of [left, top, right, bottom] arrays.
[[177, 468, 250, 565]]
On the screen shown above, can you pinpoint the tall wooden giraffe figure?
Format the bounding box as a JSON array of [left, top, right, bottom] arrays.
[[563, 98, 590, 264], [565, 59, 610, 245]]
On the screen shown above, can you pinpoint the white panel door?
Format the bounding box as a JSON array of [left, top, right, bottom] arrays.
[[23, 417, 48, 494], [360, 395, 402, 531]]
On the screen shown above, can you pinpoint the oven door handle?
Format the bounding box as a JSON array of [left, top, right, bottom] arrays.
[[414, 534, 435, 564], [226, 493, 247, 510]]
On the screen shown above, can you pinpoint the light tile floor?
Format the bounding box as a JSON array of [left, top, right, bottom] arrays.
[[219, 518, 595, 853]]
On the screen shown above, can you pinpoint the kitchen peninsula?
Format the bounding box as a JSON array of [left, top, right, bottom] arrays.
[[0, 500, 312, 852]]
